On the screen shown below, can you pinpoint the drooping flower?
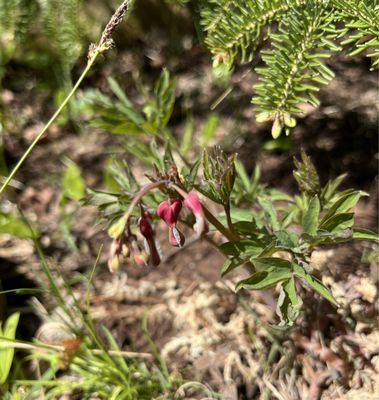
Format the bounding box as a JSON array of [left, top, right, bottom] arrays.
[[138, 209, 161, 266], [156, 198, 182, 227], [184, 191, 208, 236], [156, 198, 185, 247]]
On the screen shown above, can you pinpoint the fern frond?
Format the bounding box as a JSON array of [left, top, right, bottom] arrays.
[[252, 2, 341, 138], [199, 0, 306, 69], [37, 0, 83, 69], [332, 0, 379, 69]]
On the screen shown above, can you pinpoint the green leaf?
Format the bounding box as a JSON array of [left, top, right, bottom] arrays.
[[302, 196, 320, 236], [259, 197, 279, 231], [320, 173, 347, 203], [320, 212, 354, 233], [322, 191, 368, 222], [0, 312, 20, 384], [236, 269, 292, 291], [0, 212, 36, 238], [276, 230, 298, 248], [107, 77, 133, 108], [251, 257, 292, 271], [219, 240, 264, 257], [353, 228, 379, 242], [234, 160, 252, 192], [62, 159, 85, 201], [180, 114, 194, 156], [293, 264, 337, 306], [276, 277, 302, 326], [201, 113, 219, 146], [221, 257, 245, 277], [232, 221, 259, 235]]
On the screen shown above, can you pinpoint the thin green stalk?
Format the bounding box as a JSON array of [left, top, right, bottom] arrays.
[[0, 0, 131, 195], [0, 53, 99, 195]]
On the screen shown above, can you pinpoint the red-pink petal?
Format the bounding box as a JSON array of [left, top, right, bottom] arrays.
[[184, 192, 203, 216], [169, 198, 182, 220]]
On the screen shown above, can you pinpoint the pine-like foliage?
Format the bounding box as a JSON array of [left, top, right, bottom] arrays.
[[332, 0, 379, 69], [38, 0, 83, 70], [199, 0, 379, 137], [253, 3, 340, 137], [199, 0, 303, 69], [0, 0, 83, 84]]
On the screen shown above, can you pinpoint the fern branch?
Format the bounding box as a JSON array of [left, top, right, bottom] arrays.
[[252, 3, 341, 137], [37, 0, 83, 69], [199, 0, 307, 68], [332, 0, 379, 69]]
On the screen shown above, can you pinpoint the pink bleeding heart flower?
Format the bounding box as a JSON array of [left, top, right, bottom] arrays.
[[184, 191, 208, 236], [156, 198, 182, 227], [156, 198, 185, 247], [138, 210, 161, 267]]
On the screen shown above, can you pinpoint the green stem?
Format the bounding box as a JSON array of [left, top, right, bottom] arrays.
[[0, 52, 100, 195], [224, 201, 239, 238]]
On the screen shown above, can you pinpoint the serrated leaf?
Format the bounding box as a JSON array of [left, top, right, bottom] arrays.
[[236, 269, 292, 291], [303, 196, 320, 236]]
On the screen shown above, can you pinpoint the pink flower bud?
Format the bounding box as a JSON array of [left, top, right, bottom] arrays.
[[138, 215, 154, 240], [134, 251, 149, 267], [138, 211, 160, 267]]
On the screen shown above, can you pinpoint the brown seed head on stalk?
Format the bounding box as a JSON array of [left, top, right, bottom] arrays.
[[88, 0, 130, 59]]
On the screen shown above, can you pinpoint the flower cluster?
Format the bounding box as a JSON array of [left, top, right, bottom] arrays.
[[108, 191, 207, 271]]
